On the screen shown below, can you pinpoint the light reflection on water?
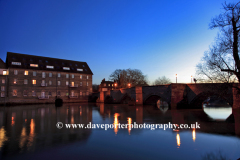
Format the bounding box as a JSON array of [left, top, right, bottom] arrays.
[[203, 107, 232, 120], [192, 129, 196, 142], [0, 103, 239, 160], [176, 132, 180, 148]]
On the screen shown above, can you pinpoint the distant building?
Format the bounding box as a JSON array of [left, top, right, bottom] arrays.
[[98, 78, 116, 91], [0, 52, 93, 105]]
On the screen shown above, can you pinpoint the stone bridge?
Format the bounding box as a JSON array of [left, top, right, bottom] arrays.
[[92, 83, 240, 109]]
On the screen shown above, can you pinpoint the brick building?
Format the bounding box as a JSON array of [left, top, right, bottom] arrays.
[[98, 78, 116, 92], [0, 52, 93, 105]]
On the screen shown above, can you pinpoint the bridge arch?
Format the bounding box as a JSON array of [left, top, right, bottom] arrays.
[[144, 94, 169, 105], [189, 91, 232, 108], [104, 95, 113, 104], [120, 93, 132, 104]]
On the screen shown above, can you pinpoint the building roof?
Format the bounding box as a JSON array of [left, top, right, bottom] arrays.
[[0, 58, 6, 68], [6, 52, 93, 75]]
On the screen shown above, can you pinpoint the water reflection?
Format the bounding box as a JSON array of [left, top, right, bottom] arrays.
[[11, 112, 16, 126], [128, 117, 132, 135], [19, 126, 27, 150], [157, 100, 169, 114], [0, 103, 239, 160], [203, 107, 232, 121], [0, 127, 8, 150], [192, 129, 196, 142], [113, 113, 120, 135], [176, 133, 180, 148]]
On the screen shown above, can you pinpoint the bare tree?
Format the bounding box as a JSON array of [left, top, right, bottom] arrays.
[[109, 69, 148, 88], [196, 2, 240, 83], [153, 76, 171, 85]]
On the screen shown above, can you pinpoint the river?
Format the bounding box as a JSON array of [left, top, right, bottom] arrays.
[[0, 103, 239, 160]]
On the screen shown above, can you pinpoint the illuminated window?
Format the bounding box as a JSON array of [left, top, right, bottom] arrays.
[[72, 74, 74, 78], [30, 64, 38, 67], [32, 91, 36, 96], [87, 75, 89, 79], [63, 67, 70, 70], [66, 81, 69, 85], [3, 71, 7, 75], [1, 86, 5, 91], [46, 65, 54, 69], [14, 70, 18, 75], [13, 90, 17, 96], [108, 84, 110, 86], [80, 75, 82, 79], [80, 92, 82, 96], [32, 80, 36, 85], [71, 82, 74, 86], [104, 83, 106, 87], [77, 68, 83, 71], [24, 71, 28, 75], [24, 79, 28, 84], [42, 72, 46, 78], [14, 79, 17, 84], [2, 79, 5, 84], [80, 82, 82, 86], [58, 81, 61, 85], [12, 62, 21, 65], [58, 73, 61, 77], [87, 82, 88, 86], [33, 71, 36, 76], [49, 80, 52, 85], [49, 73, 52, 77], [66, 74, 69, 78]]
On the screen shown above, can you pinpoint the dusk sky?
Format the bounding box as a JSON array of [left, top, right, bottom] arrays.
[[0, 0, 239, 84]]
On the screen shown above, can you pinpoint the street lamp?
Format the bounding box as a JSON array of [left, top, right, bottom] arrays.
[[191, 75, 193, 83], [128, 83, 131, 88], [176, 74, 177, 83], [114, 83, 117, 89]]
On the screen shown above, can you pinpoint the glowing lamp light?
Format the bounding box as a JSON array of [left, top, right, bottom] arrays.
[[175, 74, 178, 83]]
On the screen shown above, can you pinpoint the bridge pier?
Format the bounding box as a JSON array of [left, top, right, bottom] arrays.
[[99, 91, 104, 103], [171, 84, 187, 109], [135, 86, 143, 105], [232, 84, 240, 109]]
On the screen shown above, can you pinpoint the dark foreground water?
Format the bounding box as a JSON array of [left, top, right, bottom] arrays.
[[0, 103, 239, 160]]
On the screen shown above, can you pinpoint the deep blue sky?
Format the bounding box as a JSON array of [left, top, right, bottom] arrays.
[[0, 0, 239, 84]]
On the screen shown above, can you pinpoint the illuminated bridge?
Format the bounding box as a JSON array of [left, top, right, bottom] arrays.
[[93, 83, 240, 109]]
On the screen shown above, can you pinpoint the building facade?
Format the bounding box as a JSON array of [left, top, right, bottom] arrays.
[[0, 52, 93, 105], [98, 78, 116, 92]]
